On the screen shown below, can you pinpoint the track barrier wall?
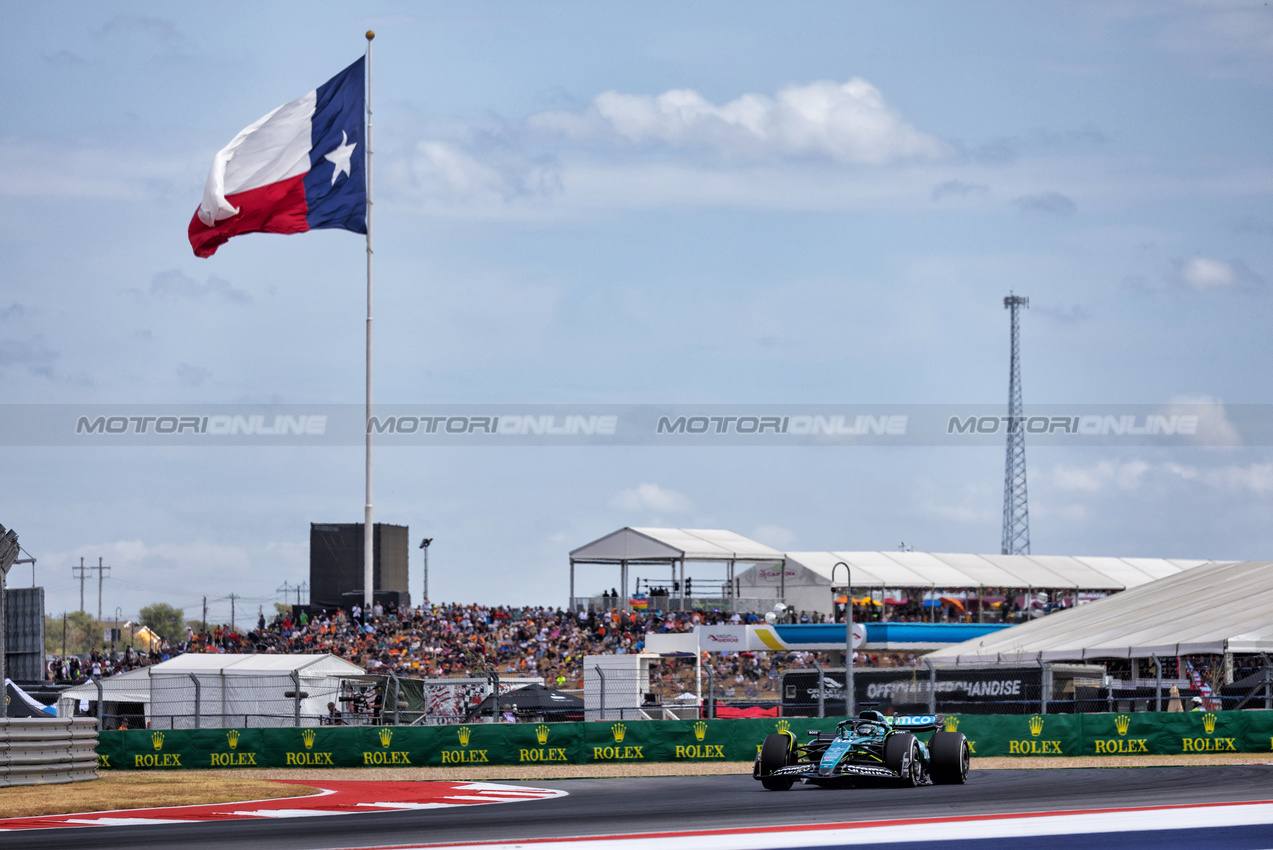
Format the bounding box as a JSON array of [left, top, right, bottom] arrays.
[[95, 711, 1273, 770], [1, 718, 100, 786]]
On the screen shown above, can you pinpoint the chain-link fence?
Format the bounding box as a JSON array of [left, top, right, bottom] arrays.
[[577, 653, 1273, 721], [67, 651, 1273, 730]]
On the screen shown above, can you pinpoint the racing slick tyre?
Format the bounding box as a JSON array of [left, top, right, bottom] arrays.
[[759, 733, 795, 791], [928, 731, 970, 785], [883, 732, 922, 787]]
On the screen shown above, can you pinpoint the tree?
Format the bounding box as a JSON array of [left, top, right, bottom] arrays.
[[140, 602, 184, 641], [43, 611, 103, 656]]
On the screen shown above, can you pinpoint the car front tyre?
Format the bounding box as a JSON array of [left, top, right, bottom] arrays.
[[928, 731, 970, 785], [883, 732, 922, 787], [758, 733, 795, 791]]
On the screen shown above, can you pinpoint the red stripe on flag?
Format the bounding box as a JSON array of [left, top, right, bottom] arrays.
[[188, 175, 310, 258]]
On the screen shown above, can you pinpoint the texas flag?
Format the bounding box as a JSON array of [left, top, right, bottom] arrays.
[[188, 57, 366, 258]]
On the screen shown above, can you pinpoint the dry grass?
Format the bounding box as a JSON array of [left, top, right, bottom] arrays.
[[0, 773, 318, 819]]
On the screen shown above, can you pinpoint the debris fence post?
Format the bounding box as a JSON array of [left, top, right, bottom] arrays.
[[924, 659, 937, 716], [595, 666, 605, 722], [93, 676, 104, 731], [188, 673, 201, 729]]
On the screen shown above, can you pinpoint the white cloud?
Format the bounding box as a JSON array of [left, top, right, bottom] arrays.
[[1165, 461, 1273, 495], [1155, 1, 1273, 68], [149, 270, 252, 305], [176, 362, 210, 387], [529, 79, 948, 165], [915, 480, 997, 524], [0, 335, 59, 377], [1053, 456, 1273, 497], [609, 483, 694, 514], [1162, 395, 1242, 446], [1014, 190, 1077, 215], [44, 539, 258, 616], [409, 141, 513, 202], [1052, 460, 1151, 492], [1180, 256, 1236, 289], [751, 524, 795, 548]]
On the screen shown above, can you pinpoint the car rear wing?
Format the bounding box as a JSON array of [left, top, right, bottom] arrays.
[[891, 714, 943, 732]]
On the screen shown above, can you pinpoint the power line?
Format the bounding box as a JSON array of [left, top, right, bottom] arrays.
[[71, 558, 110, 619]]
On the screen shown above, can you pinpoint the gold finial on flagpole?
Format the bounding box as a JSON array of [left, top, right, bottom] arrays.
[[366, 30, 375, 41]]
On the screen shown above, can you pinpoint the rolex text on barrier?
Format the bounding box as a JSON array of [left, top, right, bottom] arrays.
[[94, 712, 1273, 769]]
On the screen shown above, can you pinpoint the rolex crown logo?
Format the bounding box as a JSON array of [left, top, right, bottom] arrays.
[[1028, 715, 1044, 737], [693, 720, 708, 742], [1114, 714, 1131, 736], [611, 722, 626, 743], [536, 725, 551, 745], [379, 727, 393, 748], [301, 728, 317, 749], [943, 716, 959, 732], [457, 725, 472, 746], [775, 719, 790, 735], [1202, 713, 1217, 734], [151, 731, 165, 751], [226, 729, 241, 749]]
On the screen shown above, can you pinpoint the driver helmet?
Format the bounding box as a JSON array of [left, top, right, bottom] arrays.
[[856, 710, 888, 723]]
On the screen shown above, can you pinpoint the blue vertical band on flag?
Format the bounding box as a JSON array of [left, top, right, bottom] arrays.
[[304, 57, 367, 234]]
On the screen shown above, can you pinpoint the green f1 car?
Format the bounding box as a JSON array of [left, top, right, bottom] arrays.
[[753, 711, 969, 790]]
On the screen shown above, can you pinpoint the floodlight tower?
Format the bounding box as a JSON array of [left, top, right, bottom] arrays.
[[1002, 294, 1030, 555]]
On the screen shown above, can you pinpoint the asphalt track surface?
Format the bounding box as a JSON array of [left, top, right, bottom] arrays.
[[4, 765, 1272, 850]]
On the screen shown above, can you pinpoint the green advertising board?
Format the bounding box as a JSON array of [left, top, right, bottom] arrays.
[[95, 711, 1273, 771]]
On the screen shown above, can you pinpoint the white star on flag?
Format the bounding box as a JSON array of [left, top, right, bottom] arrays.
[[324, 131, 356, 185]]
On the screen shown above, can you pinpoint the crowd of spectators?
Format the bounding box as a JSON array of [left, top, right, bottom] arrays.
[[184, 601, 919, 699], [47, 602, 926, 700], [48, 645, 171, 683]]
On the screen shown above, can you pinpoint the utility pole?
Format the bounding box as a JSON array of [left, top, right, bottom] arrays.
[[96, 557, 109, 623], [74, 557, 87, 613], [1002, 293, 1031, 555], [202, 596, 208, 634], [229, 594, 237, 631], [420, 537, 433, 605], [74, 558, 110, 622], [62, 612, 67, 658]]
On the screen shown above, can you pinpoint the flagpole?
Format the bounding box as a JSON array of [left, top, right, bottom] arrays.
[[363, 30, 375, 620]]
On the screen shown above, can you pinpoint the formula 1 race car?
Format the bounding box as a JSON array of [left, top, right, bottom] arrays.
[[753, 711, 969, 790]]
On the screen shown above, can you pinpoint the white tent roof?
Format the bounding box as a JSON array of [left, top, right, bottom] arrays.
[[130, 653, 364, 675], [784, 551, 1224, 591], [57, 653, 364, 704], [571, 527, 785, 563], [924, 560, 1273, 663]]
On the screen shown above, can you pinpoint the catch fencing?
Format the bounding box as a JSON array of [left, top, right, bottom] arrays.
[[74, 655, 1273, 730]]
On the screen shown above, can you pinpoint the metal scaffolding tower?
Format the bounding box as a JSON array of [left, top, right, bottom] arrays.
[[1002, 293, 1030, 555]]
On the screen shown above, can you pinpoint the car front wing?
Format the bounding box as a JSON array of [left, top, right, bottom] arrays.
[[769, 763, 899, 780]]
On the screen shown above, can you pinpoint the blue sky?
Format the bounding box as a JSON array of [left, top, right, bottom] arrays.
[[3, 2, 1271, 624]]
